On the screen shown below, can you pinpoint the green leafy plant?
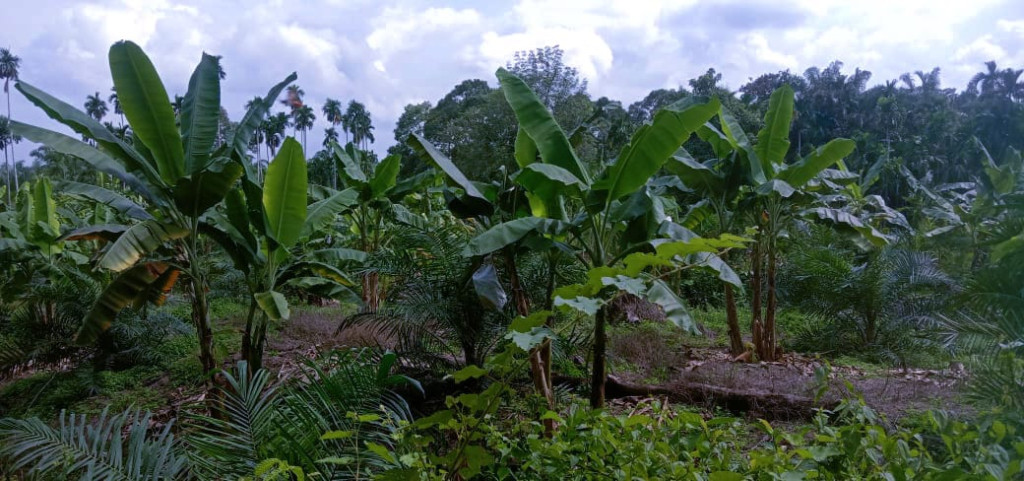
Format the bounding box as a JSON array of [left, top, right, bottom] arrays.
[[463, 68, 740, 408], [10, 41, 294, 382], [0, 408, 187, 480], [187, 349, 417, 479]]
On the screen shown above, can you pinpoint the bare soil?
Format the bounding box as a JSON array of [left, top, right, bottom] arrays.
[[609, 344, 968, 421]]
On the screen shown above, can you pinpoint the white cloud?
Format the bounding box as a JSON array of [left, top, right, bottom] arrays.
[[478, 29, 614, 82], [742, 33, 797, 70], [954, 35, 1008, 62], [5, 0, 1022, 162], [366, 7, 481, 58], [997, 19, 1024, 36]]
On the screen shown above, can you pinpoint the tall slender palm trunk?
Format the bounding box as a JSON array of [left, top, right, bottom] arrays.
[[6, 87, 16, 196]]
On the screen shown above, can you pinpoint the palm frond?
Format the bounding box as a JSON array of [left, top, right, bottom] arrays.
[[186, 362, 282, 479], [0, 408, 187, 480]]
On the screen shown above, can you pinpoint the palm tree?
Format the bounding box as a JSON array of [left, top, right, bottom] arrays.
[[322, 127, 340, 190], [244, 96, 265, 167], [292, 104, 315, 153], [84, 92, 108, 122], [323, 126, 339, 148], [281, 84, 304, 113], [968, 61, 1001, 96], [1000, 68, 1024, 102], [108, 86, 123, 127], [916, 67, 942, 93], [322, 98, 345, 142], [263, 112, 289, 157], [1, 48, 21, 197], [345, 100, 374, 151], [0, 115, 11, 204], [171, 94, 184, 117]]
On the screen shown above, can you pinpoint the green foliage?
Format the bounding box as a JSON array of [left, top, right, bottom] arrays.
[[781, 232, 954, 366], [375, 389, 1024, 480], [187, 349, 416, 480], [0, 408, 187, 480], [342, 224, 509, 366]]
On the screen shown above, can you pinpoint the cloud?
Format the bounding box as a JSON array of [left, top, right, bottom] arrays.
[[367, 7, 482, 59], [954, 35, 1008, 63], [3, 0, 1022, 162]]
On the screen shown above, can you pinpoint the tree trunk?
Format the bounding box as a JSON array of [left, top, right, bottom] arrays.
[[865, 314, 877, 345], [3, 145, 9, 205], [241, 298, 258, 370], [541, 256, 558, 399], [505, 250, 555, 428], [252, 315, 269, 373], [190, 277, 217, 378], [750, 239, 764, 360], [763, 244, 778, 362], [725, 284, 744, 355], [362, 272, 380, 311], [7, 90, 16, 190], [590, 306, 608, 408]]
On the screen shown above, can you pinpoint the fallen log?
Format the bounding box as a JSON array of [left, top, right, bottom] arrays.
[[603, 375, 836, 420]]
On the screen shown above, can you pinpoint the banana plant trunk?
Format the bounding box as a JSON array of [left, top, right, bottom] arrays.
[[362, 272, 380, 311], [505, 250, 555, 429], [189, 275, 217, 380], [724, 284, 744, 355], [750, 236, 764, 359], [590, 305, 608, 408], [241, 298, 262, 372], [763, 244, 779, 362], [252, 315, 269, 372]]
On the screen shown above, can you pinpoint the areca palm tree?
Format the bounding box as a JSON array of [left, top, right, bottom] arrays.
[[281, 84, 304, 112], [0, 48, 20, 198], [0, 115, 11, 204], [968, 61, 1001, 96], [263, 111, 289, 156], [108, 86, 123, 127], [244, 96, 265, 167], [84, 92, 107, 121], [171, 94, 184, 117], [322, 97, 345, 142], [323, 126, 339, 147], [292, 104, 315, 153], [345, 100, 374, 151]]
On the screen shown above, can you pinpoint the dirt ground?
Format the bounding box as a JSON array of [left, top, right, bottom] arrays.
[[264, 308, 968, 422], [609, 344, 968, 421]]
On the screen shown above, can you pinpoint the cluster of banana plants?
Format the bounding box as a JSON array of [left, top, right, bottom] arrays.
[[9, 41, 301, 380], [409, 68, 748, 408], [668, 85, 902, 361], [2, 39, 901, 415]]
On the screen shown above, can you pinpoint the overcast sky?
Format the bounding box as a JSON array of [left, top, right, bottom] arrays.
[[4, 0, 1024, 159]]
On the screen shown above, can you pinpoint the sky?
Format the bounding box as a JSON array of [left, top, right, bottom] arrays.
[[3, 0, 1024, 160]]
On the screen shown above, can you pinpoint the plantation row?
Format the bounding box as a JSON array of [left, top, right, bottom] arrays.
[[0, 41, 1021, 479]]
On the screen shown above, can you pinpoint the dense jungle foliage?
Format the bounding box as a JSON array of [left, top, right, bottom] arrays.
[[0, 41, 1022, 479]]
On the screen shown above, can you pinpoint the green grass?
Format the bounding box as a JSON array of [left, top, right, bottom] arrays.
[[0, 296, 250, 419]]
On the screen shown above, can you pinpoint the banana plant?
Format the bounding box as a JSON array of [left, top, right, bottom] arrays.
[[801, 158, 911, 249], [11, 40, 295, 381], [5, 177, 63, 259], [329, 142, 408, 311], [203, 137, 361, 371], [0, 177, 91, 311], [724, 85, 856, 361], [462, 68, 743, 408], [666, 111, 761, 356], [407, 131, 563, 420]]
